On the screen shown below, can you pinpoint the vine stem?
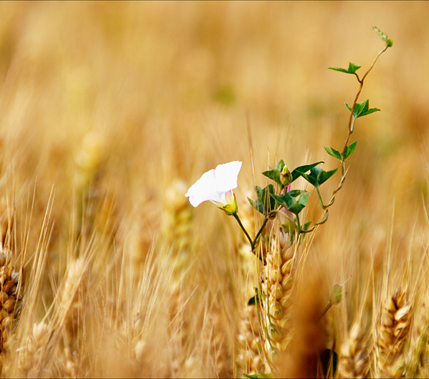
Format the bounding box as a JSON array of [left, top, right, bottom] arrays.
[[232, 213, 253, 248], [232, 212, 268, 263], [335, 45, 390, 198], [252, 217, 269, 251]]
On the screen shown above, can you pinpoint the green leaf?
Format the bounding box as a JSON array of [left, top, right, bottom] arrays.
[[303, 221, 312, 231], [345, 100, 380, 118], [297, 191, 311, 207], [329, 62, 361, 75], [298, 167, 337, 187], [248, 197, 262, 214], [361, 107, 381, 117], [288, 190, 301, 198], [291, 161, 324, 182], [317, 168, 338, 185], [288, 203, 305, 215], [248, 288, 262, 306], [354, 99, 368, 116], [328, 67, 349, 74], [249, 185, 276, 216], [373, 26, 388, 40], [297, 171, 318, 187], [347, 62, 361, 73], [272, 191, 310, 215], [262, 160, 285, 185], [271, 192, 295, 210], [373, 26, 393, 48], [324, 146, 342, 161], [344, 141, 357, 160], [345, 102, 352, 113]]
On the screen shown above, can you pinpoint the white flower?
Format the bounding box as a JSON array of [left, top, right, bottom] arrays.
[[185, 161, 242, 215]]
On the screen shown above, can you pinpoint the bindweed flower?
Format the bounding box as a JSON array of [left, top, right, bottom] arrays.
[[185, 161, 242, 215]]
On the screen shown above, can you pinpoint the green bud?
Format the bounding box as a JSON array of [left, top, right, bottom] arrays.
[[329, 284, 342, 305], [280, 165, 293, 186]]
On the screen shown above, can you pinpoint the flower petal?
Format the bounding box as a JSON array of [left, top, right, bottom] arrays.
[[185, 161, 242, 208], [185, 169, 217, 207], [214, 161, 242, 192]]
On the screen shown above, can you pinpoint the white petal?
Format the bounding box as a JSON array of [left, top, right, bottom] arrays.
[[185, 161, 242, 208], [214, 161, 242, 192], [185, 169, 217, 207]]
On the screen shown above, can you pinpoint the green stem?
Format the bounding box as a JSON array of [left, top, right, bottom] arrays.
[[316, 186, 325, 209], [232, 213, 265, 263], [232, 213, 253, 248], [252, 217, 269, 251]]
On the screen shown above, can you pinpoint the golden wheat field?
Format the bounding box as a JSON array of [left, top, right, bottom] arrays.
[[0, 1, 429, 378]]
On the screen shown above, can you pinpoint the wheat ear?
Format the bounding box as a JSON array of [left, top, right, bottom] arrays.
[[0, 246, 22, 359], [162, 180, 193, 266], [263, 229, 295, 355], [236, 305, 264, 377], [376, 287, 413, 377], [235, 198, 264, 376], [339, 322, 372, 378], [17, 322, 51, 378], [56, 257, 89, 378]]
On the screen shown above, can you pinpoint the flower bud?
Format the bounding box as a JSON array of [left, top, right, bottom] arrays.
[[280, 165, 292, 186]]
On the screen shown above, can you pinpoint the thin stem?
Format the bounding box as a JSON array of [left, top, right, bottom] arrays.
[[319, 301, 333, 320], [232, 212, 266, 263], [361, 45, 389, 83], [232, 213, 253, 248], [252, 217, 269, 251], [333, 46, 390, 206], [316, 186, 325, 209]]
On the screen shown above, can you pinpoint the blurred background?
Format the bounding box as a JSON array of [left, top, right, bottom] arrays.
[[0, 1, 427, 256]]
